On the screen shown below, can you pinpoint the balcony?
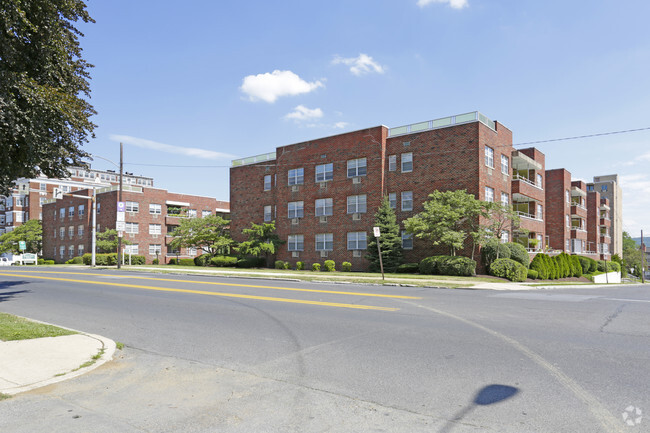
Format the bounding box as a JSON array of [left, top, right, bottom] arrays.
[[231, 151, 277, 167], [599, 217, 611, 226], [570, 205, 587, 218], [387, 111, 496, 137], [511, 176, 544, 201]]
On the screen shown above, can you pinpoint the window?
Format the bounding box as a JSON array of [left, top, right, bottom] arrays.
[[501, 155, 509, 175], [187, 209, 197, 218], [501, 193, 509, 207], [125, 222, 139, 234], [264, 205, 272, 222], [187, 247, 197, 256], [536, 174, 543, 188], [500, 231, 509, 243], [566, 214, 570, 228], [97, 203, 101, 214], [264, 174, 272, 191], [78, 225, 84, 236], [126, 201, 139, 213], [40, 183, 46, 191], [288, 168, 304, 185], [347, 158, 367, 178], [288, 235, 304, 251], [149, 244, 162, 255], [78, 245, 84, 256], [388, 155, 397, 172], [401, 191, 413, 211], [401, 231, 413, 250], [601, 185, 608, 192], [401, 152, 413, 172], [68, 206, 74, 217], [485, 187, 494, 203], [39, 197, 46, 207], [60, 246, 65, 257], [315, 233, 333, 251], [287, 201, 304, 218], [537, 204, 543, 219], [315, 163, 333, 182], [149, 204, 162, 215], [202, 210, 211, 218], [347, 195, 367, 214], [485, 146, 494, 168], [389, 193, 397, 209], [315, 198, 333, 216], [124, 245, 139, 255], [68, 245, 74, 257], [566, 190, 570, 203], [149, 224, 162, 235], [347, 232, 367, 250], [60, 227, 65, 238], [78, 204, 85, 216], [68, 226, 74, 238]]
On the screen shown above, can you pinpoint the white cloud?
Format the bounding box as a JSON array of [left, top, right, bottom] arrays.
[[333, 122, 349, 129], [284, 105, 324, 121], [240, 70, 323, 103], [110, 135, 235, 160], [332, 54, 385, 76], [417, 0, 468, 9], [621, 151, 650, 166]]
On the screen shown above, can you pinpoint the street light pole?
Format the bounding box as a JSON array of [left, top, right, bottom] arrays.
[[117, 142, 123, 269], [91, 189, 97, 267]]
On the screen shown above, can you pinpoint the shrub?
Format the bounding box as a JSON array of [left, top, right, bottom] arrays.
[[68, 256, 83, 264], [44, 260, 55, 265], [570, 255, 583, 277], [530, 254, 549, 280], [179, 258, 195, 266], [296, 261, 304, 271], [129, 255, 145, 265], [482, 240, 511, 270], [419, 256, 443, 275], [283, 261, 290, 270], [194, 254, 211, 267], [437, 256, 476, 276], [489, 258, 528, 282], [397, 263, 420, 274], [527, 269, 538, 280], [506, 243, 530, 268], [341, 261, 352, 272], [152, 258, 159, 265], [168, 258, 177, 265], [83, 253, 118, 266], [275, 260, 285, 269], [598, 261, 621, 273], [211, 256, 238, 267], [312, 263, 321, 271], [323, 260, 335, 272], [588, 257, 598, 273], [236, 257, 265, 268], [577, 256, 591, 274], [65, 258, 74, 264], [37, 258, 45, 265]]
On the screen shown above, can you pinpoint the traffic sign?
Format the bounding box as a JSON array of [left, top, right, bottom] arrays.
[[116, 221, 126, 231], [373, 227, 381, 237], [116, 212, 125, 222], [117, 201, 125, 212], [18, 241, 26, 251]]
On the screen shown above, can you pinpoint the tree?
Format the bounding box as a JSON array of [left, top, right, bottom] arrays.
[[96, 228, 130, 253], [622, 231, 643, 277], [0, 219, 42, 253], [404, 190, 482, 256], [0, 1, 96, 194], [236, 222, 283, 267], [366, 196, 403, 272], [471, 201, 521, 261], [169, 215, 233, 260]]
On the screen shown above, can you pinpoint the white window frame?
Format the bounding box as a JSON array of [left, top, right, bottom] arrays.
[[347, 158, 367, 178], [264, 174, 272, 191], [264, 205, 272, 222], [315, 233, 334, 251], [60, 208, 65, 219], [202, 210, 211, 218], [537, 204, 543, 219], [68, 245, 74, 257], [388, 155, 397, 172], [501, 192, 509, 207], [149, 203, 162, 215], [501, 155, 509, 175], [288, 168, 304, 186], [485, 187, 495, 203], [485, 146, 494, 168], [78, 245, 84, 256], [78, 225, 84, 236], [388, 193, 397, 209], [401, 191, 413, 211], [125, 222, 139, 234], [536, 173, 543, 188], [347, 232, 367, 250], [315, 163, 333, 182], [187, 209, 197, 218], [347, 195, 367, 214], [149, 244, 162, 255], [68, 206, 75, 217], [149, 224, 162, 235], [401, 152, 413, 173], [68, 226, 74, 238], [287, 201, 304, 219], [315, 198, 333, 217], [126, 201, 139, 213], [401, 231, 413, 250], [288, 235, 304, 251]]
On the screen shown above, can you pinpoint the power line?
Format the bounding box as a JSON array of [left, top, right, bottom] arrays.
[[513, 126, 650, 147]]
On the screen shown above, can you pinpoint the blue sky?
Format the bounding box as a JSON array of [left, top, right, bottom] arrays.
[[78, 0, 650, 235]]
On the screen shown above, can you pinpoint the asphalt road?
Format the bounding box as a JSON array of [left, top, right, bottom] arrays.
[[0, 267, 648, 432]]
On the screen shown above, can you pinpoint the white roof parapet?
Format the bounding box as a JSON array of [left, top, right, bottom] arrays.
[[166, 200, 190, 207], [571, 186, 587, 197]]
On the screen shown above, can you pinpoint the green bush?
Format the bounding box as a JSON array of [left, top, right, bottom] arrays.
[[312, 263, 321, 271], [211, 256, 238, 267], [152, 258, 159, 265], [489, 258, 528, 282], [274, 260, 285, 269], [37, 258, 45, 265], [598, 260, 621, 273], [570, 255, 583, 277], [296, 261, 304, 270], [44, 260, 55, 265], [506, 242, 530, 268], [419, 256, 444, 275], [437, 256, 476, 276], [530, 254, 549, 280], [65, 258, 74, 264], [129, 255, 145, 265], [283, 261, 290, 270], [323, 260, 335, 272], [588, 258, 598, 273], [482, 240, 511, 270], [83, 253, 117, 266], [341, 261, 352, 272], [168, 258, 177, 265], [577, 256, 591, 274], [178, 258, 195, 266], [397, 263, 420, 274], [194, 254, 211, 267], [527, 269, 538, 280], [66, 256, 83, 264]]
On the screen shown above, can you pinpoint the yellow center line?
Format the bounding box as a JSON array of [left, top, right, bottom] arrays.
[[1, 270, 421, 300], [0, 273, 399, 312]]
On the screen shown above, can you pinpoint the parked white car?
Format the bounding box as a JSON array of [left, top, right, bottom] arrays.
[[0, 257, 12, 266]]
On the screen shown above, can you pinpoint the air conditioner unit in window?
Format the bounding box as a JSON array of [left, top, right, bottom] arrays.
[[353, 250, 362, 258], [292, 251, 300, 258], [352, 213, 361, 221], [129, 233, 135, 238], [291, 218, 299, 225], [291, 185, 300, 192], [319, 182, 327, 189], [319, 216, 328, 223], [352, 177, 361, 184], [320, 250, 328, 258]]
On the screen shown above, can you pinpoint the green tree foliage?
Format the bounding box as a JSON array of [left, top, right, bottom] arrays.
[[529, 254, 549, 280], [405, 190, 482, 256], [169, 215, 233, 261], [0, 0, 96, 194], [489, 258, 528, 282], [481, 239, 510, 271], [236, 222, 283, 267], [96, 228, 130, 254], [366, 196, 403, 272], [506, 242, 530, 268], [0, 219, 41, 253], [622, 231, 643, 277]]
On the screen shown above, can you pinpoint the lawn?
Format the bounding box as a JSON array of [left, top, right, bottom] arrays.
[[0, 313, 77, 341]]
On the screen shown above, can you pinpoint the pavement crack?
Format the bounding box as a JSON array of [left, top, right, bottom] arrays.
[[599, 304, 626, 333]]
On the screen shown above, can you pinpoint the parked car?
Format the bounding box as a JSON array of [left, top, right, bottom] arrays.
[[0, 257, 13, 266]]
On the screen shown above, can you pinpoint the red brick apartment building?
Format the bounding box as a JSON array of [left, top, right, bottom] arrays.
[[0, 166, 153, 235], [42, 185, 229, 264], [230, 111, 551, 270]]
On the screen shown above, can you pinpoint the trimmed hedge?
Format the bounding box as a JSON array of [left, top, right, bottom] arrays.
[[236, 257, 265, 268], [312, 263, 321, 271], [598, 260, 621, 273], [194, 254, 211, 267], [44, 260, 55, 265], [211, 256, 238, 267], [178, 258, 195, 266], [396, 263, 420, 274], [296, 261, 304, 270], [168, 258, 177, 265], [323, 260, 335, 272], [66, 256, 84, 264], [275, 260, 285, 269], [530, 254, 549, 280], [38, 258, 45, 265], [419, 255, 476, 276], [506, 242, 530, 268], [570, 255, 583, 277], [482, 240, 511, 270], [527, 269, 538, 280], [82, 253, 117, 266], [489, 258, 528, 282], [341, 261, 352, 272]]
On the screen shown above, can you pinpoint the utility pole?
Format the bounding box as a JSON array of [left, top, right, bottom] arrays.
[[117, 142, 123, 269]]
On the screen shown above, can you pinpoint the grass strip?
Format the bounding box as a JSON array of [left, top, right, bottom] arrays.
[[0, 313, 77, 341]]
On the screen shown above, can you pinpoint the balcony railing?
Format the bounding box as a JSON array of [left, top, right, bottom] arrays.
[[515, 211, 543, 221], [232, 151, 277, 167], [388, 111, 496, 137], [512, 174, 543, 190]]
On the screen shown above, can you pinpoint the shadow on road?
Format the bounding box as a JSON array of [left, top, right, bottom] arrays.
[[438, 384, 519, 433], [0, 280, 31, 302]]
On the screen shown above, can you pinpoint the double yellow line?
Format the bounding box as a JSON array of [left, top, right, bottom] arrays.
[[0, 270, 420, 311]]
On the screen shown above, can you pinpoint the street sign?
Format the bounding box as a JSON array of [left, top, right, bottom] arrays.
[[18, 241, 26, 251], [117, 201, 125, 212], [116, 221, 126, 231], [53, 188, 63, 199], [373, 227, 381, 237], [117, 231, 123, 238], [116, 212, 125, 222]]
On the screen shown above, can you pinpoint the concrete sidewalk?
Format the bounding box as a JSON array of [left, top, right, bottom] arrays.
[[0, 332, 115, 395]]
